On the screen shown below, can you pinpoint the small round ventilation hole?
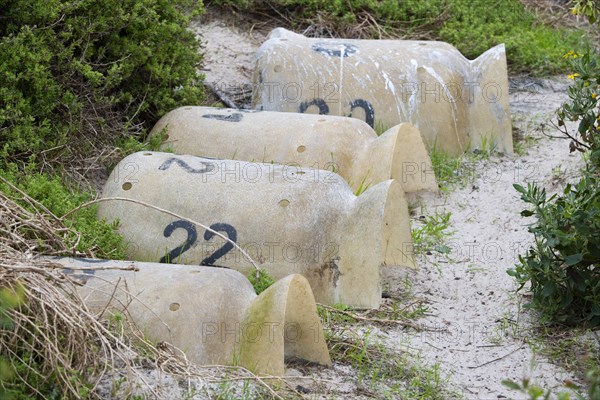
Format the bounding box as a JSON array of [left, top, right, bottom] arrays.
[[169, 303, 180, 312], [297, 145, 306, 153], [279, 199, 290, 208], [274, 65, 282, 73], [122, 182, 133, 191]]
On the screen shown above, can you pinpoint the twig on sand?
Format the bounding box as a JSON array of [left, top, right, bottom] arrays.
[[467, 344, 525, 369]]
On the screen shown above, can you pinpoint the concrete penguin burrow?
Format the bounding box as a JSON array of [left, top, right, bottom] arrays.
[[252, 28, 513, 156], [98, 151, 415, 308], [50, 257, 332, 376], [151, 106, 438, 194]]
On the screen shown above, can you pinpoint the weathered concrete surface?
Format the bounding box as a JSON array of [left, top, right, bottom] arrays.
[[151, 106, 438, 193], [252, 28, 513, 156], [49, 257, 331, 376], [98, 151, 415, 308]]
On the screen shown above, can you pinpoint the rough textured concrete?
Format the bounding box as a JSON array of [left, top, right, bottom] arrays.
[[98, 151, 415, 308], [49, 257, 331, 376], [151, 106, 438, 193], [252, 28, 513, 156]]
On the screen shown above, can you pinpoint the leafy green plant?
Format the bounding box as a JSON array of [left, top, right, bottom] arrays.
[[502, 377, 579, 400], [556, 49, 599, 154], [247, 268, 275, 294], [510, 180, 600, 326], [429, 147, 470, 190], [510, 2, 600, 328], [0, 167, 126, 259], [502, 366, 600, 400], [0, 284, 25, 399], [411, 211, 453, 255], [571, 0, 599, 23], [0, 0, 205, 163]]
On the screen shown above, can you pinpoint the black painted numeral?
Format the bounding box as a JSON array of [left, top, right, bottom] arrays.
[[298, 98, 375, 128], [159, 220, 238, 266], [349, 99, 375, 128], [201, 223, 237, 266], [160, 220, 198, 264], [311, 42, 358, 57], [63, 268, 96, 284], [202, 113, 243, 122], [299, 98, 330, 115], [158, 157, 215, 174]]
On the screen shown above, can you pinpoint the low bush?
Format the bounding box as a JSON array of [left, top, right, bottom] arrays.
[[208, 0, 589, 75], [0, 0, 205, 163], [510, 0, 600, 327]]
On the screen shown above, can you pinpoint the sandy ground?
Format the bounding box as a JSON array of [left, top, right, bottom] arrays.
[[386, 83, 585, 399], [100, 17, 598, 399]]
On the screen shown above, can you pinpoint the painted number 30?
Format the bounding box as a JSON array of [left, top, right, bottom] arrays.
[[298, 98, 375, 128]]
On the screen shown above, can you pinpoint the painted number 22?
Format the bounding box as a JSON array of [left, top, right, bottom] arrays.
[[159, 220, 237, 267]]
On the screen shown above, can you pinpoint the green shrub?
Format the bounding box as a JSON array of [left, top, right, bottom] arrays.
[[0, 283, 25, 399], [208, 0, 588, 75], [0, 0, 205, 161], [247, 268, 275, 294], [557, 48, 600, 154], [511, 178, 600, 326], [509, 0, 600, 328]]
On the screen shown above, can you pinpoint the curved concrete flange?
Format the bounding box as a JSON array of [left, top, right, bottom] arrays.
[[252, 28, 513, 156], [98, 151, 415, 308], [49, 257, 331, 376], [151, 106, 437, 193]]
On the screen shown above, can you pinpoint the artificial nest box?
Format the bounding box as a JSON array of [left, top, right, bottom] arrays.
[[252, 28, 513, 156], [51, 257, 332, 376], [151, 106, 438, 194], [97, 151, 415, 308]]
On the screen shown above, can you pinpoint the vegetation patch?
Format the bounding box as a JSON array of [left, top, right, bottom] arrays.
[[207, 0, 591, 75], [317, 302, 457, 399], [0, 0, 205, 167]]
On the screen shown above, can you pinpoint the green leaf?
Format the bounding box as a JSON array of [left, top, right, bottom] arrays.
[[513, 184, 526, 194], [542, 281, 556, 297], [501, 379, 522, 391], [564, 253, 583, 266], [521, 210, 535, 217], [435, 244, 451, 254]]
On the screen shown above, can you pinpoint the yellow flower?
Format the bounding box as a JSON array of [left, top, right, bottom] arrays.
[[562, 51, 580, 59], [593, 93, 598, 100], [568, 73, 580, 80]]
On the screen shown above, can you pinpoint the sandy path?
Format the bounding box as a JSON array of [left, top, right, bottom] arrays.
[[384, 80, 584, 398]]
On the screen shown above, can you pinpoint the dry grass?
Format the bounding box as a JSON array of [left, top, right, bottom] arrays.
[[0, 178, 161, 397], [202, 2, 447, 41], [0, 180, 282, 398]]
